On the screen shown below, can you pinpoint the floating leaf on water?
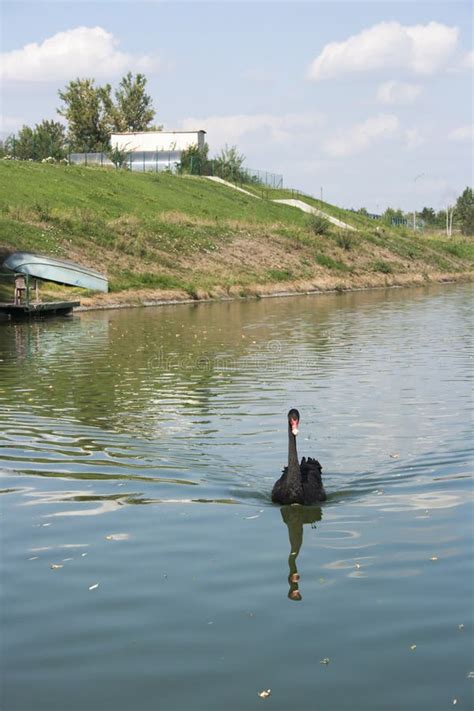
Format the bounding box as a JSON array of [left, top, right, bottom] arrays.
[[458, 624, 464, 630], [410, 645, 417, 651], [257, 689, 271, 699], [390, 453, 400, 459], [88, 583, 99, 591], [320, 658, 330, 665], [355, 563, 361, 569], [430, 556, 438, 561], [81, 553, 87, 557], [50, 564, 63, 569], [452, 700, 458, 705]]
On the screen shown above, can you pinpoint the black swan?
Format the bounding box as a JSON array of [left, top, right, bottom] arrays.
[[271, 409, 326, 505], [281, 504, 322, 600]]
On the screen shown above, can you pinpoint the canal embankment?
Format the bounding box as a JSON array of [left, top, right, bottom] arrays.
[[1, 161, 472, 310]]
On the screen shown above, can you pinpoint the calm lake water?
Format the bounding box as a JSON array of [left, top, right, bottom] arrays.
[[0, 284, 473, 711]]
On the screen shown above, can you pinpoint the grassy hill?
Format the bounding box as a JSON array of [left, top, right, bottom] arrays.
[[0, 161, 472, 307]]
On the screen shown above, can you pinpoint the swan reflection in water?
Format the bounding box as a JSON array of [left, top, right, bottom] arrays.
[[280, 504, 322, 601]]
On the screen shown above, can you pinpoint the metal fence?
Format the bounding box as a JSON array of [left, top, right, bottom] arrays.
[[69, 151, 181, 173], [68, 152, 283, 189]]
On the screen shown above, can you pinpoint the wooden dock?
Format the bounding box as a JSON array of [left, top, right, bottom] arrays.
[[0, 301, 80, 318]]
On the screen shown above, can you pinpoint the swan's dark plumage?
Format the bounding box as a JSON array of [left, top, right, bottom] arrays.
[[271, 410, 326, 505]]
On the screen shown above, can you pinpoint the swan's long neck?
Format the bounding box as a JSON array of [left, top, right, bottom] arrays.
[[287, 429, 300, 483]]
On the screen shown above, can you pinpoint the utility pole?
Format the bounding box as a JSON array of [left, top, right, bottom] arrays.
[[446, 206, 455, 237], [413, 173, 424, 231]]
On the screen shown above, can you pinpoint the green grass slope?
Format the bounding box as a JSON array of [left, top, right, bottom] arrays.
[[0, 161, 472, 305]]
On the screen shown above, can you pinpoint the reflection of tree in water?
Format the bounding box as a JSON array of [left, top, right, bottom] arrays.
[[280, 504, 322, 601], [0, 299, 336, 436], [1, 287, 417, 437]]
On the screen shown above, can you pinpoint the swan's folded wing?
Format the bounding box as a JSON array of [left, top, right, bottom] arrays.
[[304, 457, 323, 473]]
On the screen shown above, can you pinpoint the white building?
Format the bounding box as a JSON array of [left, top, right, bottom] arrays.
[[110, 130, 206, 154], [69, 130, 207, 172]]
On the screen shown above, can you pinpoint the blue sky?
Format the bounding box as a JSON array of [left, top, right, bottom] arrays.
[[1, 1, 472, 211]]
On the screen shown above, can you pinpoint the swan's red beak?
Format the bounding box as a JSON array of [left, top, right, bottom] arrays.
[[290, 418, 299, 436]]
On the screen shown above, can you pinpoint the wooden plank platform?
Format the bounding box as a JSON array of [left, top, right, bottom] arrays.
[[0, 301, 80, 318]]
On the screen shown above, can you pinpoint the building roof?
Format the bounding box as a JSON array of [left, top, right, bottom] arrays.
[[111, 130, 206, 136]]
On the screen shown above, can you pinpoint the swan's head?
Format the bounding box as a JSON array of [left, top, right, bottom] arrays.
[[288, 408, 300, 436]]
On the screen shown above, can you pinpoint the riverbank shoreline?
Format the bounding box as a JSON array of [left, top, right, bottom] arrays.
[[75, 270, 473, 312]]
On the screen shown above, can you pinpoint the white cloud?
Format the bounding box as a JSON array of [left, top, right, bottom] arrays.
[[459, 50, 474, 70], [307, 21, 459, 81], [179, 112, 326, 149], [404, 127, 425, 150], [448, 124, 474, 142], [324, 114, 399, 157], [0, 26, 161, 83], [377, 80, 422, 105]]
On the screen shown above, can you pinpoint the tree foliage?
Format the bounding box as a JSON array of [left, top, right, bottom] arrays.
[[212, 144, 245, 180], [455, 187, 474, 236], [419, 207, 436, 225], [4, 120, 66, 160], [58, 78, 113, 152], [177, 142, 209, 174], [382, 207, 406, 225], [112, 72, 155, 132], [57, 73, 156, 151]]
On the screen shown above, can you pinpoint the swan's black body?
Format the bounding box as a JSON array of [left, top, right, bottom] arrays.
[[271, 409, 326, 505]]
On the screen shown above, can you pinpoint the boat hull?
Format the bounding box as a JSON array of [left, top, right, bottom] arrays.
[[3, 252, 108, 292]]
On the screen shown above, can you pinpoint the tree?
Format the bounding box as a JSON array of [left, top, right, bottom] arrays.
[[112, 72, 155, 132], [3, 121, 66, 161], [455, 187, 474, 235], [58, 78, 113, 152], [178, 142, 209, 174], [382, 207, 406, 226], [6, 125, 35, 159], [212, 144, 246, 181], [419, 207, 436, 225], [34, 120, 67, 159]]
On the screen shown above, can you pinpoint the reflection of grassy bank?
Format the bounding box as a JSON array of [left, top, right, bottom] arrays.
[[1, 161, 472, 307]]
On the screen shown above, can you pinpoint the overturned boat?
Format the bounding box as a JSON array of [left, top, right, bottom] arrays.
[[3, 252, 108, 293]]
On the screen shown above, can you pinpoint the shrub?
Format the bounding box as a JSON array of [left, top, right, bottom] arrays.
[[372, 260, 393, 274], [336, 230, 355, 250], [316, 254, 350, 271], [266, 268, 293, 281], [308, 214, 331, 236]]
